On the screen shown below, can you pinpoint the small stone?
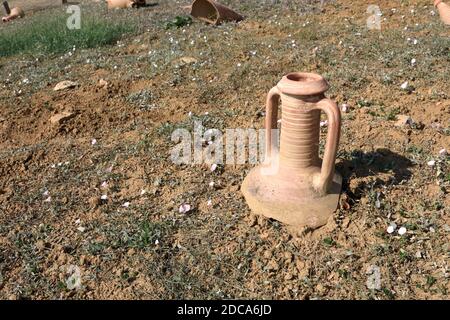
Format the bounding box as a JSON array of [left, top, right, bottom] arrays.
[[98, 79, 108, 88], [177, 56, 198, 65], [415, 251, 422, 259], [394, 115, 412, 127], [36, 240, 46, 251], [284, 251, 293, 262], [247, 215, 257, 227], [50, 112, 75, 125], [53, 80, 78, 91], [179, 203, 191, 214], [284, 272, 294, 280], [263, 250, 273, 260], [295, 259, 306, 273], [266, 259, 279, 271]]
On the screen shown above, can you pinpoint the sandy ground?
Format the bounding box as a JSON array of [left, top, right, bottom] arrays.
[[0, 0, 449, 299]]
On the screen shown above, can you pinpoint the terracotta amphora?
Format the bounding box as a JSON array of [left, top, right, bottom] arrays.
[[2, 6, 24, 22], [190, 0, 243, 25], [435, 0, 450, 25], [241, 72, 342, 230]]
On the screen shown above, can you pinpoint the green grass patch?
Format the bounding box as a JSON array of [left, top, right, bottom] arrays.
[[0, 12, 136, 57]]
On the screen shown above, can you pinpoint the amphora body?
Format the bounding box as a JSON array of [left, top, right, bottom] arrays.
[[241, 72, 342, 230]]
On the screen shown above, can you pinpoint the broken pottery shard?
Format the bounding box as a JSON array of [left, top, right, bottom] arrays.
[[53, 80, 78, 91], [107, 0, 145, 9], [50, 112, 75, 125], [190, 0, 244, 25], [2, 6, 24, 22], [435, 0, 450, 25], [394, 115, 412, 127], [178, 56, 198, 65]]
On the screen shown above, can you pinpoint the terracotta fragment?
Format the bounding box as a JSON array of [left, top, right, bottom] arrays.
[[106, 0, 145, 9], [189, 0, 244, 25], [241, 72, 342, 230], [2, 5, 24, 22], [435, 0, 450, 25]]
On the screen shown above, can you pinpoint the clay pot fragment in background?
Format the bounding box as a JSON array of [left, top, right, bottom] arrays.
[[106, 0, 146, 9], [435, 0, 450, 25], [189, 0, 244, 25], [2, 6, 24, 22]]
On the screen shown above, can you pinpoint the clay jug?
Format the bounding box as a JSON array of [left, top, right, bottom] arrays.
[[241, 72, 342, 230], [2, 6, 24, 22], [435, 0, 450, 25]]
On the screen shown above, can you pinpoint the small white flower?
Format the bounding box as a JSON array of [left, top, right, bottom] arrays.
[[51, 164, 56, 168], [91, 139, 97, 145], [340, 104, 349, 113], [44, 196, 52, 203], [320, 120, 328, 127], [43, 190, 49, 196], [427, 160, 436, 167], [398, 226, 407, 235], [387, 222, 397, 234], [77, 226, 85, 232], [101, 181, 108, 189], [101, 195, 108, 200], [122, 202, 130, 208], [155, 239, 159, 245], [207, 199, 212, 206], [237, 63, 241, 67], [209, 181, 215, 188], [400, 81, 409, 90], [411, 58, 416, 66], [188, 111, 193, 117], [210, 164, 218, 172], [413, 39, 418, 45], [58, 162, 63, 167], [179, 204, 191, 214], [140, 189, 147, 195]]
